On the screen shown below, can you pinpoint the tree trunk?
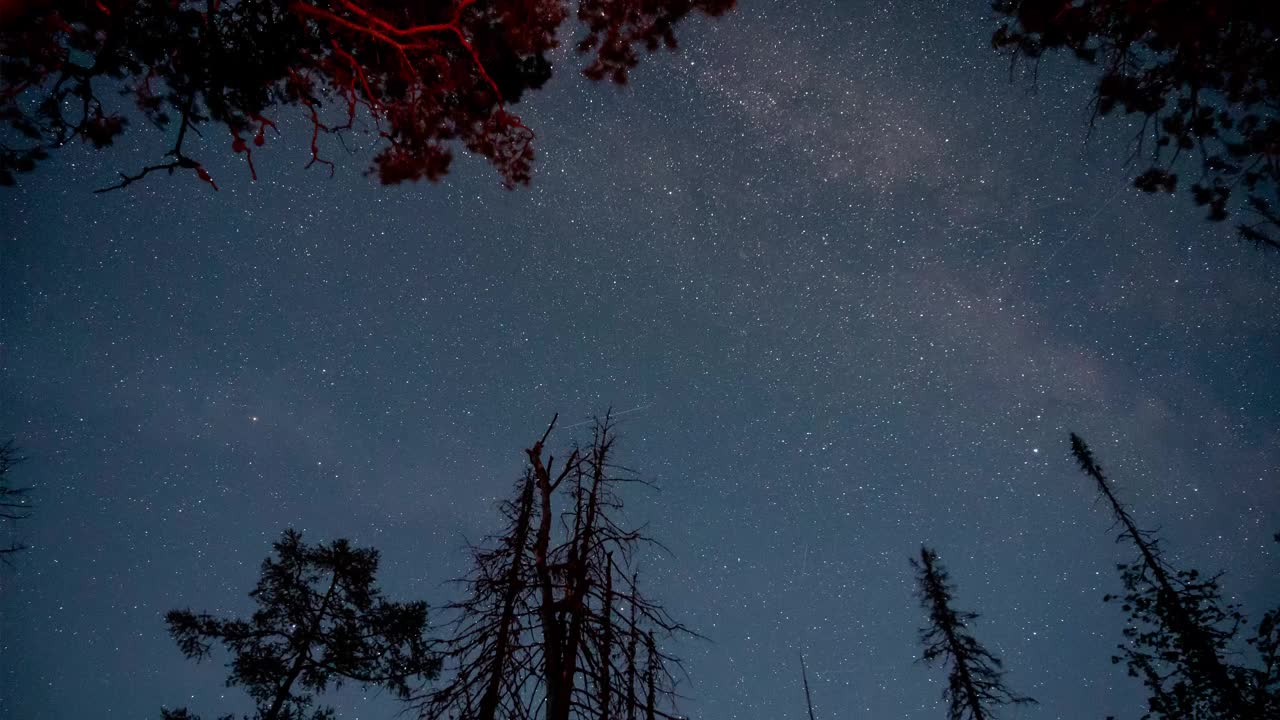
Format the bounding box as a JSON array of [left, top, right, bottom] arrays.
[[264, 571, 339, 720], [527, 437, 567, 720], [919, 551, 988, 720], [626, 575, 638, 720], [478, 473, 536, 720], [800, 653, 816, 720], [599, 554, 615, 720], [554, 452, 604, 720], [644, 632, 657, 720]]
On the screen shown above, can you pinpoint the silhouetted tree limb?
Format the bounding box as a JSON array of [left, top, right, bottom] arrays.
[[417, 413, 692, 720], [992, 1, 1280, 249], [1245, 590, 1280, 717], [0, 440, 31, 561], [1, 0, 735, 191]]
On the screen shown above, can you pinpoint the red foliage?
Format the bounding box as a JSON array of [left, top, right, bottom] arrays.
[[0, 0, 735, 191]]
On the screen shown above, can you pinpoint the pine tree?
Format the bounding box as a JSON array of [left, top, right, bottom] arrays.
[[912, 546, 1035, 720], [1069, 434, 1276, 720], [163, 529, 439, 720]]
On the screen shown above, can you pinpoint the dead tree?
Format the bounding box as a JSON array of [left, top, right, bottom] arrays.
[[913, 546, 1035, 720], [415, 469, 543, 720], [625, 572, 640, 720], [598, 553, 615, 720], [418, 414, 692, 720], [644, 631, 658, 720]]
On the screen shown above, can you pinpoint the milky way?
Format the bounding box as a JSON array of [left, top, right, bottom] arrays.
[[2, 3, 1278, 719]]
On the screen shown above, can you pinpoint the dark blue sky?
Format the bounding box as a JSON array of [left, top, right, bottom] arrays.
[[2, 2, 1278, 719]]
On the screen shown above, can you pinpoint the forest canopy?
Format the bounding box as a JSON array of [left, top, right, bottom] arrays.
[[992, 1, 1280, 248], [0, 0, 735, 190]]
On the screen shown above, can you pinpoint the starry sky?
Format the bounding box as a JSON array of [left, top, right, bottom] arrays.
[[2, 2, 1279, 719]]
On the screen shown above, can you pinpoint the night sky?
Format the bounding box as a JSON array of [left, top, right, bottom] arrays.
[[2, 2, 1278, 720]]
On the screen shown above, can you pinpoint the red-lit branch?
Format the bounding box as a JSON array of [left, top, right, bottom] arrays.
[[1, 0, 736, 190]]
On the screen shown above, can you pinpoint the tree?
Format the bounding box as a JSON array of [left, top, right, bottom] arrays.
[[799, 653, 817, 720], [992, 1, 1280, 249], [1068, 433, 1278, 720], [162, 528, 440, 720], [0, 0, 735, 192], [0, 440, 31, 562], [1245, 564, 1280, 718], [416, 413, 692, 720], [912, 546, 1035, 720], [416, 468, 544, 720]]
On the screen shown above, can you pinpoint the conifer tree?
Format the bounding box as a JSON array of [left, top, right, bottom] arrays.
[[1069, 434, 1277, 720], [162, 529, 439, 720], [912, 546, 1035, 720]]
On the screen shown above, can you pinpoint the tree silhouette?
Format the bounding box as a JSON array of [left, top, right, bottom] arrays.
[[1068, 433, 1277, 720], [1245, 568, 1280, 718], [912, 546, 1035, 720], [0, 440, 31, 562], [416, 413, 692, 720], [799, 653, 817, 720], [992, 1, 1280, 249], [0, 0, 734, 192], [162, 528, 439, 720]]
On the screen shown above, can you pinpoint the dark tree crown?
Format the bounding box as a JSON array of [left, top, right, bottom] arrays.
[[0, 0, 735, 191], [163, 528, 440, 720], [993, 1, 1280, 249]]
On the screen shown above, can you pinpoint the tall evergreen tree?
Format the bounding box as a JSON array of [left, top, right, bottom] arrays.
[[1069, 434, 1276, 720], [162, 529, 439, 720], [912, 546, 1035, 720]]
